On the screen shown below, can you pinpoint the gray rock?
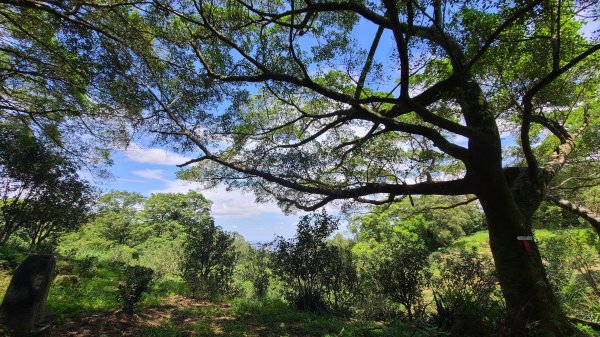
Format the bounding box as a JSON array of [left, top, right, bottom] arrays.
[[0, 255, 55, 336]]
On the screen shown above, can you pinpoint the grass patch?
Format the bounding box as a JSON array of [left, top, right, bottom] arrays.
[[225, 299, 426, 337], [46, 260, 122, 319]]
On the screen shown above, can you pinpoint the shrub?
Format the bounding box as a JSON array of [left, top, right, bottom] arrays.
[[234, 241, 272, 300], [322, 245, 360, 314], [54, 274, 80, 287], [118, 265, 154, 314], [181, 216, 237, 298], [539, 230, 600, 322], [270, 210, 339, 312], [73, 255, 98, 277], [137, 238, 182, 278], [248, 246, 271, 300], [376, 244, 430, 322], [430, 248, 503, 337]]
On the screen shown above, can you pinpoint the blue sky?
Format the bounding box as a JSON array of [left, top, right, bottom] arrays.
[[88, 143, 304, 242], [86, 20, 385, 242]]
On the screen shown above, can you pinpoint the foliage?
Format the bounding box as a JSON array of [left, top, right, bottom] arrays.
[[61, 190, 210, 279], [352, 202, 435, 320], [181, 215, 237, 298], [351, 196, 484, 249], [136, 237, 183, 279], [72, 255, 98, 277], [139, 191, 211, 239], [249, 250, 271, 300], [533, 202, 583, 230], [235, 239, 272, 300], [429, 248, 503, 337], [270, 211, 339, 311], [46, 259, 123, 317], [118, 265, 154, 315], [1, 0, 599, 332], [376, 243, 430, 322], [92, 191, 147, 247], [0, 1, 135, 167], [0, 125, 94, 251], [539, 229, 600, 322], [321, 239, 360, 314]]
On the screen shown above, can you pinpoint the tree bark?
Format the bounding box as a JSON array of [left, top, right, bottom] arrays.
[[475, 162, 585, 336], [478, 186, 581, 336], [461, 81, 583, 335]]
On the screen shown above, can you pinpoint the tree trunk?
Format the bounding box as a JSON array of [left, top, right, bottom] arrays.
[[459, 79, 584, 336], [477, 179, 583, 336]]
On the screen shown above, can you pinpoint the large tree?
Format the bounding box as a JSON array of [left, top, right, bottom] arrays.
[[0, 124, 94, 251], [92, 190, 147, 246], [0, 0, 598, 335], [140, 191, 212, 238]]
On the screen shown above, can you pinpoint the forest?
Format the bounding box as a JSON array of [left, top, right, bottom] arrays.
[[1, 188, 598, 337], [0, 0, 599, 336]]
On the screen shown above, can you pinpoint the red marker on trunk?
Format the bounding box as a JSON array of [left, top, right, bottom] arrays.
[[517, 236, 533, 252]]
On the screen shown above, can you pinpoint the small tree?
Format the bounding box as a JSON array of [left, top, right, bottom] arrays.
[[376, 243, 430, 322], [181, 215, 237, 298], [244, 244, 272, 300], [352, 204, 434, 319], [140, 191, 211, 239], [271, 210, 339, 311], [93, 191, 147, 247], [118, 265, 154, 315], [322, 243, 360, 313]]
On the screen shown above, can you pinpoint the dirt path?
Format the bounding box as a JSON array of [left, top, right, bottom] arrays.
[[46, 296, 234, 337]]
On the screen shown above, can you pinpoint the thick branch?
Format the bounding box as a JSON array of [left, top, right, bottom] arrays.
[[530, 114, 570, 143], [357, 106, 470, 161], [542, 119, 589, 184], [546, 195, 600, 237], [355, 25, 384, 99], [186, 153, 474, 201]]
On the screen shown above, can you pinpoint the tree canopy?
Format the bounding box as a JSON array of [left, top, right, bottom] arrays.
[[0, 0, 598, 335], [0, 124, 94, 250]]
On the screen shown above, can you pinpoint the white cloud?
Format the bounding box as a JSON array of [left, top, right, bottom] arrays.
[[149, 179, 282, 220], [116, 178, 147, 184], [132, 169, 169, 182], [123, 143, 192, 166]]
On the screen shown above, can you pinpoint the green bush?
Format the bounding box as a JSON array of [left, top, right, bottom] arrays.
[[246, 246, 271, 300], [539, 229, 600, 323], [73, 255, 98, 277], [430, 248, 504, 337], [376, 244, 430, 322], [271, 211, 340, 312], [117, 265, 154, 314], [181, 216, 237, 298], [54, 274, 80, 287], [322, 244, 359, 314], [0, 241, 26, 270]]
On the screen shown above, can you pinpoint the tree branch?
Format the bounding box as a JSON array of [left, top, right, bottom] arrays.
[[521, 43, 600, 178], [546, 195, 600, 237], [530, 114, 570, 143], [466, 0, 543, 70], [355, 25, 384, 99]]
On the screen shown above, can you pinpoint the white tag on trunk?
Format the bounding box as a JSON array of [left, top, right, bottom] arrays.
[[517, 236, 533, 241]]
